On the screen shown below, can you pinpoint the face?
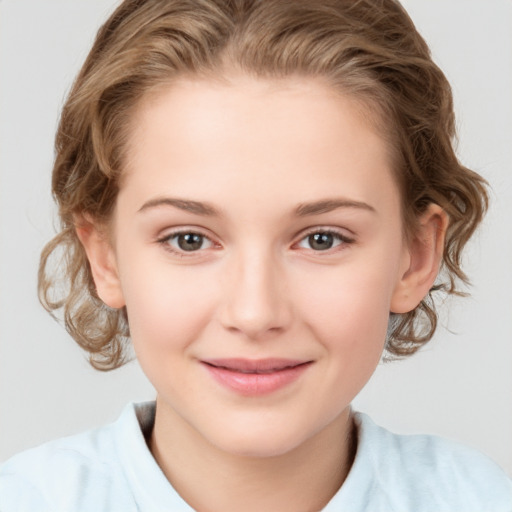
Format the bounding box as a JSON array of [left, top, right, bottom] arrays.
[[100, 76, 413, 457]]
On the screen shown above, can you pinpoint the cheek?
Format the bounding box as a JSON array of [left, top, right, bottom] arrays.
[[294, 261, 394, 358], [286, 263, 395, 427], [119, 258, 217, 354]]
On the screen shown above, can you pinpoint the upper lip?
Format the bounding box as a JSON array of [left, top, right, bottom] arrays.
[[201, 358, 312, 374]]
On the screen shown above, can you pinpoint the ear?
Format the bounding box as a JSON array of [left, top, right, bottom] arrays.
[[390, 204, 448, 314], [75, 215, 125, 309]]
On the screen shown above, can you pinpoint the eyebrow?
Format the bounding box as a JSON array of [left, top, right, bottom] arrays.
[[138, 196, 376, 217], [294, 198, 376, 216], [138, 197, 221, 216]]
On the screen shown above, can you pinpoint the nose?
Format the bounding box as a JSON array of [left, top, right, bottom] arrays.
[[218, 248, 292, 340]]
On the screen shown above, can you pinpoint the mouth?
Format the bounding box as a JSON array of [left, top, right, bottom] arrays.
[[200, 358, 313, 395]]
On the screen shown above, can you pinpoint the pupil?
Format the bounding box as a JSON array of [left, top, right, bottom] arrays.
[[309, 233, 333, 250], [178, 233, 203, 251]]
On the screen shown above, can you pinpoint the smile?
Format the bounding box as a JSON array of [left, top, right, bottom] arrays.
[[200, 358, 313, 396]]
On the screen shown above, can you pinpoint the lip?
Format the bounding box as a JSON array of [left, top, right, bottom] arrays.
[[201, 358, 313, 396]]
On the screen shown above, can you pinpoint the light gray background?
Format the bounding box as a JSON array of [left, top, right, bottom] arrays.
[[1, 0, 511, 477]]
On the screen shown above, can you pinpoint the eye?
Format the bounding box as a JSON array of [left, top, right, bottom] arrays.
[[296, 230, 353, 251], [159, 231, 214, 253]]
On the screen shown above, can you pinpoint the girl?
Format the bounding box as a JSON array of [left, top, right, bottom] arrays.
[[1, 0, 511, 510]]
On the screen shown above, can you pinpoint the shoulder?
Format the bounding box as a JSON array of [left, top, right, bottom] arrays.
[[351, 412, 512, 511], [0, 403, 149, 512]]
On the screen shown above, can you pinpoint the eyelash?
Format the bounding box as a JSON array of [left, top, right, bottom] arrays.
[[296, 228, 355, 253], [156, 227, 355, 257], [156, 230, 217, 257]]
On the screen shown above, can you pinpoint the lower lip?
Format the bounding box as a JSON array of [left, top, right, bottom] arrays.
[[202, 362, 312, 396]]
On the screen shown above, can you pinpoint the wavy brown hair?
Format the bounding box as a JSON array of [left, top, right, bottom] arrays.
[[39, 0, 488, 370]]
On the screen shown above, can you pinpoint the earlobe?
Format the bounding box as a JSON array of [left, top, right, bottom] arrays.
[[75, 216, 125, 309], [390, 204, 448, 314]]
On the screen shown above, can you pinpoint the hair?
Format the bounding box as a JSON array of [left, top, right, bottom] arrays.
[[39, 0, 488, 370]]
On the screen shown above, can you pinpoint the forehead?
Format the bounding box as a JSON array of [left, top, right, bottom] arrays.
[[120, 75, 400, 221], [128, 74, 390, 159]]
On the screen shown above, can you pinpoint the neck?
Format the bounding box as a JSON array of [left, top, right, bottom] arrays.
[[149, 399, 356, 512]]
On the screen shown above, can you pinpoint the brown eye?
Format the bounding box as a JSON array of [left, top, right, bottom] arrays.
[[296, 230, 353, 252], [308, 232, 335, 251], [177, 233, 204, 251], [160, 231, 214, 253]]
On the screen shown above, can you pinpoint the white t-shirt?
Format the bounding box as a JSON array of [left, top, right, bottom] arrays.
[[1, 402, 511, 511]]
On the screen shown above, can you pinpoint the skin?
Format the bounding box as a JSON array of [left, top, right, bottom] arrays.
[[78, 75, 447, 512]]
